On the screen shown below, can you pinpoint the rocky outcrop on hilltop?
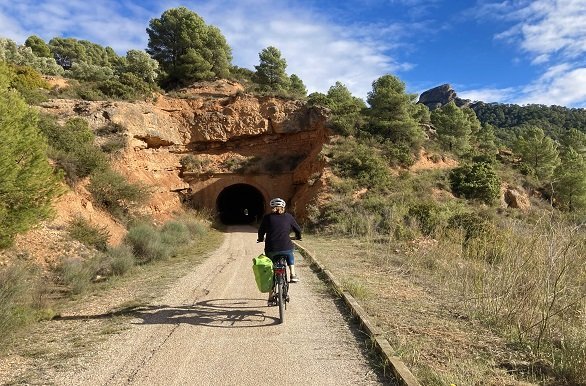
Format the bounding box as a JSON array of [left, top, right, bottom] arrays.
[[418, 84, 470, 110]]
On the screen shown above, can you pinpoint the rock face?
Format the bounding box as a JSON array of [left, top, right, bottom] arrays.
[[503, 187, 531, 211], [38, 79, 331, 221], [418, 84, 470, 110], [39, 80, 328, 149]]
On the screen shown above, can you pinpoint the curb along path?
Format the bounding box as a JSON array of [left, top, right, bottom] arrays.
[[295, 242, 421, 386]]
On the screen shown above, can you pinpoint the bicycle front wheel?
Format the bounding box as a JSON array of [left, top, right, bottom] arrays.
[[278, 280, 285, 323]]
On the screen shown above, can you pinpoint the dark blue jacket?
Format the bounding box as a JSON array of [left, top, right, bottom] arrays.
[[257, 212, 302, 253]]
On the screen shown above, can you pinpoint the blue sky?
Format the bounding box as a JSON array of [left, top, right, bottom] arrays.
[[0, 0, 585, 107]]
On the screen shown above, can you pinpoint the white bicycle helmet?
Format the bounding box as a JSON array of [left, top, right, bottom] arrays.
[[269, 198, 286, 208]]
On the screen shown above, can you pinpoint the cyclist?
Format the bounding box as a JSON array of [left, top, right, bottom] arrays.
[[257, 198, 302, 304]]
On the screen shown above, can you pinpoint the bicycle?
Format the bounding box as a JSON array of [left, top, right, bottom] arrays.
[[270, 254, 290, 324]]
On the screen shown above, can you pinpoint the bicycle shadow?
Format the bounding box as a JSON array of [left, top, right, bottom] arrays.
[[54, 298, 281, 328]]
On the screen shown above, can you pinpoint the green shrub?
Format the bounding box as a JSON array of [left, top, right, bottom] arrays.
[[107, 244, 135, 276], [180, 155, 212, 173], [57, 257, 95, 295], [329, 138, 391, 189], [40, 116, 108, 183], [408, 202, 442, 236], [46, 149, 80, 183], [381, 141, 416, 167], [308, 195, 399, 237], [96, 122, 125, 136], [52, 81, 106, 101], [221, 156, 246, 172], [123, 215, 209, 264], [118, 72, 154, 95], [74, 84, 107, 101], [57, 252, 114, 295], [73, 144, 108, 175], [10, 65, 49, 90], [69, 62, 114, 82], [87, 72, 155, 101], [67, 216, 110, 251], [96, 123, 127, 153], [449, 161, 501, 203], [6, 64, 50, 105], [0, 263, 44, 344], [100, 135, 127, 153], [124, 223, 168, 263], [48, 144, 107, 184], [88, 169, 148, 220], [447, 212, 492, 242], [174, 211, 210, 235], [160, 221, 191, 246], [59, 118, 95, 149], [97, 78, 136, 99]]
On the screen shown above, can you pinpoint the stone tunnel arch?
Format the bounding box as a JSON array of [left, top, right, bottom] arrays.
[[185, 173, 295, 223], [216, 183, 265, 224]]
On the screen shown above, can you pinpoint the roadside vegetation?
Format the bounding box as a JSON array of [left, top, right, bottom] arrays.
[[303, 74, 586, 384], [1, 211, 218, 349], [1, 5, 586, 384]]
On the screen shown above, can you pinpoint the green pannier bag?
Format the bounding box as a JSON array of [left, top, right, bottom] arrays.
[[252, 254, 273, 293]]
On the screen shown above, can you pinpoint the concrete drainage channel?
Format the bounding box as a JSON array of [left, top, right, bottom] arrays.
[[295, 242, 421, 386]]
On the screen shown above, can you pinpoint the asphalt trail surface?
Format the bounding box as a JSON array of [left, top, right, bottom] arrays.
[[55, 226, 384, 385]]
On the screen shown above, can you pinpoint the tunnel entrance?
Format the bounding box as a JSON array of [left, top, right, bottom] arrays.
[[216, 184, 265, 224]]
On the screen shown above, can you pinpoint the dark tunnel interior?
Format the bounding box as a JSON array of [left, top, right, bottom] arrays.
[[216, 184, 265, 224]]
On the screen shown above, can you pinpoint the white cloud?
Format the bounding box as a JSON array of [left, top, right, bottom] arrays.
[[531, 54, 550, 65], [0, 0, 417, 99], [475, 0, 586, 107], [188, 0, 415, 99], [517, 65, 586, 107], [0, 0, 150, 52], [480, 0, 586, 62], [516, 1, 586, 60], [460, 63, 586, 108], [459, 63, 586, 108], [458, 87, 518, 104]]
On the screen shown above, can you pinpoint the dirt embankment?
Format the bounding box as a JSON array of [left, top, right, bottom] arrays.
[[0, 182, 126, 268]]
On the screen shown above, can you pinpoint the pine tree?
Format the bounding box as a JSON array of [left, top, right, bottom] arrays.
[[320, 81, 366, 135], [366, 74, 423, 150], [254, 46, 290, 92], [0, 63, 61, 248], [560, 128, 586, 156], [553, 149, 586, 211], [288, 74, 307, 98], [515, 126, 560, 181], [474, 123, 498, 158], [24, 35, 51, 58], [146, 7, 232, 86], [431, 101, 479, 155]]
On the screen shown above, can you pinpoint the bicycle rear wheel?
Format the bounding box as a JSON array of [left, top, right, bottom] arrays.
[[278, 280, 285, 323]]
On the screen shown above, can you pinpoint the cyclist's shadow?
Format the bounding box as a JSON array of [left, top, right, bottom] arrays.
[[132, 298, 282, 328], [54, 299, 281, 328]]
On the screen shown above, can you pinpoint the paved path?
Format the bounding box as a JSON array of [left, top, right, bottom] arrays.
[[55, 226, 384, 385]]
